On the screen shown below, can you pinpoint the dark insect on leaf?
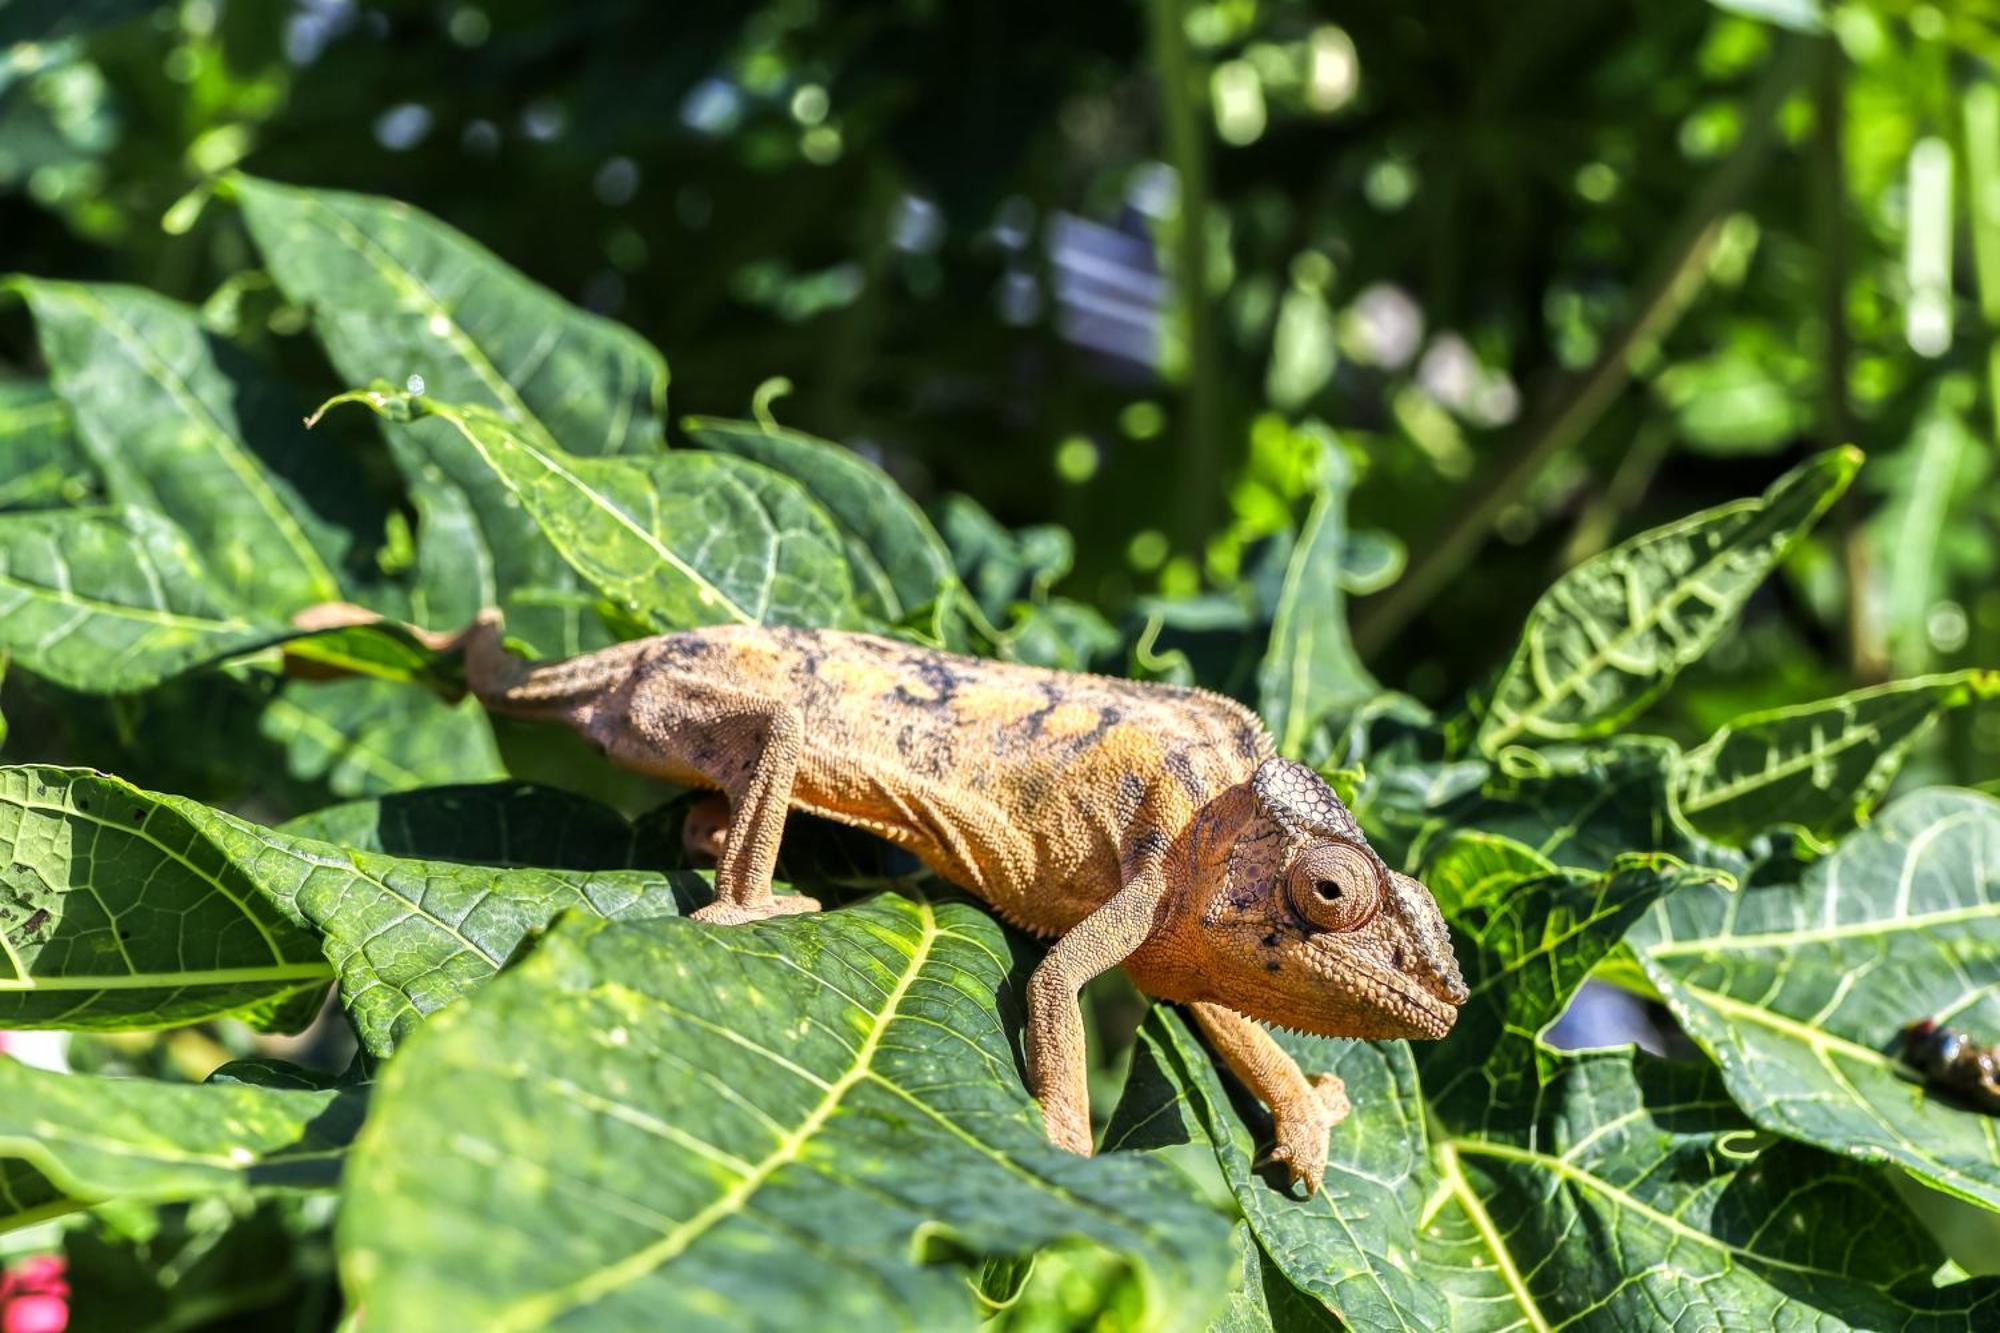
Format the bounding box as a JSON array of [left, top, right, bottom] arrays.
[[1900, 1018, 2000, 1115]]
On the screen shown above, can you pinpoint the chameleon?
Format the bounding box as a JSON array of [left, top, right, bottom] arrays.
[[296, 606, 1469, 1193]]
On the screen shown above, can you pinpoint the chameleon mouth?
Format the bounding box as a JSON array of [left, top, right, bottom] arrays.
[[1351, 960, 1460, 1039]]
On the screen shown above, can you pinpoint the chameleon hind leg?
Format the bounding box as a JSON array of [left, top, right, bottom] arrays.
[[613, 673, 822, 927]]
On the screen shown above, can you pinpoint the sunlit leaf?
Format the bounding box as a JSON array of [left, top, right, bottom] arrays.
[[1258, 437, 1378, 760], [348, 396, 860, 632], [1633, 787, 2000, 1209], [13, 278, 354, 611], [688, 416, 957, 626], [1680, 670, 2000, 842], [341, 897, 1234, 1331], [0, 507, 279, 693], [0, 1057, 361, 1235], [0, 766, 330, 1029], [1475, 447, 1858, 751], [1111, 854, 2000, 1328], [232, 175, 667, 458]]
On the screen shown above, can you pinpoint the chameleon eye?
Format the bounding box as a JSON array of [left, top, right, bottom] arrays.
[[1287, 843, 1381, 932]]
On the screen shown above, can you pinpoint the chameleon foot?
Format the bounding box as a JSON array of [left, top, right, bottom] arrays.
[[1259, 1072, 1348, 1196], [691, 894, 823, 926]]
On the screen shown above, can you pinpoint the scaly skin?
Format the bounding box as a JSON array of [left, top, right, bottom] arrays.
[[305, 607, 1470, 1193]]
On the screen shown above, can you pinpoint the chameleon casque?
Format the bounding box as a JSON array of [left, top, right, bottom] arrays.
[[315, 608, 1469, 1193]]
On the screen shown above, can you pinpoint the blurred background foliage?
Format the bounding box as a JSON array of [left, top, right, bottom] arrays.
[[3, 0, 1999, 792]]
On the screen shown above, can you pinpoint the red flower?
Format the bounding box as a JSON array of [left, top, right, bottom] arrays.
[[0, 1255, 68, 1333]]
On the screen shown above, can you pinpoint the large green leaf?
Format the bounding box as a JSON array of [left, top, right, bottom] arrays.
[[13, 278, 352, 611], [0, 380, 93, 511], [341, 897, 1234, 1332], [160, 805, 697, 1057], [350, 396, 860, 632], [1475, 447, 1858, 751], [1679, 671, 2000, 842], [0, 507, 279, 693], [687, 415, 958, 626], [1633, 787, 2000, 1208], [1257, 438, 1379, 761], [232, 175, 667, 458], [0, 764, 698, 1050], [260, 677, 504, 798], [0, 765, 330, 1028], [235, 176, 658, 656], [0, 1057, 361, 1235], [1110, 850, 2000, 1329]]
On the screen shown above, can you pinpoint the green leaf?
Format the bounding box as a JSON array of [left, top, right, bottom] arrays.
[[279, 781, 678, 869], [164, 807, 698, 1057], [1258, 438, 1379, 760], [1111, 860, 2000, 1329], [687, 416, 957, 625], [234, 174, 667, 656], [0, 507, 279, 693], [0, 1057, 361, 1235], [0, 766, 330, 1029], [1633, 787, 2000, 1209], [1475, 447, 1859, 751], [0, 764, 701, 1051], [1680, 670, 2000, 842], [354, 396, 860, 632], [232, 175, 667, 458], [1356, 736, 1731, 877], [1421, 855, 1725, 1119], [1207, 1223, 1342, 1332], [341, 897, 1233, 1331], [13, 279, 351, 611], [260, 677, 505, 798], [0, 380, 94, 511]]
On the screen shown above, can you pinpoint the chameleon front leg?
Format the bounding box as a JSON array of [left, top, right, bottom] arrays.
[[1188, 1002, 1349, 1195], [1026, 872, 1168, 1155]]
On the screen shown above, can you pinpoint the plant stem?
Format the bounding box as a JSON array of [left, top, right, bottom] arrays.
[[1145, 0, 1224, 553], [1355, 36, 1812, 658]]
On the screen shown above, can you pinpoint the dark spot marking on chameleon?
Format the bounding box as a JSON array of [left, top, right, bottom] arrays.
[[1392, 946, 1406, 972], [1018, 681, 1065, 740], [1234, 723, 1262, 761], [1265, 960, 1282, 973], [1116, 772, 1146, 813], [1261, 932, 1280, 948], [1163, 750, 1208, 803], [1123, 828, 1170, 877]]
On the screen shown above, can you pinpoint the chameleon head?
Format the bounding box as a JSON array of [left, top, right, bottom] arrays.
[[1143, 758, 1468, 1040]]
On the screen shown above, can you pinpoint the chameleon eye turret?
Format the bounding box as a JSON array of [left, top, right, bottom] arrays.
[[1286, 843, 1381, 933]]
